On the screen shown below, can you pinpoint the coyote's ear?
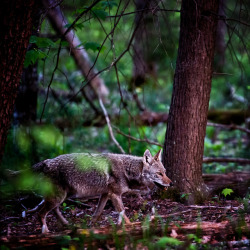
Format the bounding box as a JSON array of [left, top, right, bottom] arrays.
[[143, 149, 153, 164], [154, 149, 162, 161]]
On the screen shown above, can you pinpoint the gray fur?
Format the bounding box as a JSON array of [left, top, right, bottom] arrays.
[[29, 149, 172, 233]]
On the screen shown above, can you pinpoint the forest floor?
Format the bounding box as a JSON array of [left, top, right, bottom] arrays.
[[0, 187, 250, 249]]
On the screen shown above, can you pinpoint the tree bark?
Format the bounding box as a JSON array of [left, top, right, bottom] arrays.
[[0, 0, 37, 163], [163, 0, 219, 204], [42, 0, 109, 102]]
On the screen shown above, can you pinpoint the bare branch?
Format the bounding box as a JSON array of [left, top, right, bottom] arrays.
[[224, 17, 250, 27], [107, 8, 181, 18], [203, 157, 250, 164], [40, 41, 62, 122], [207, 122, 250, 134], [63, 0, 102, 37], [114, 127, 163, 147], [98, 97, 125, 154]]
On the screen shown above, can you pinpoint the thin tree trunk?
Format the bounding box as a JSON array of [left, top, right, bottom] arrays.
[[0, 0, 37, 163], [214, 0, 226, 72], [42, 0, 109, 101], [163, 0, 219, 204], [15, 5, 41, 125], [132, 0, 159, 88]]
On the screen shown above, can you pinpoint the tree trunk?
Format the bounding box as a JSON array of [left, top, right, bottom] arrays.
[[42, 0, 109, 102], [0, 0, 37, 163], [163, 0, 219, 204]]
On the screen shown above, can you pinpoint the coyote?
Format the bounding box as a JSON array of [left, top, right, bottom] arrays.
[[27, 149, 172, 233]]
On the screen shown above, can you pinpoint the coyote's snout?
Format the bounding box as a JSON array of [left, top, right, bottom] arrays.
[[27, 149, 171, 233]]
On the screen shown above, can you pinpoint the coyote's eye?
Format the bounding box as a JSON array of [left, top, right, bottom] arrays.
[[158, 172, 163, 176]]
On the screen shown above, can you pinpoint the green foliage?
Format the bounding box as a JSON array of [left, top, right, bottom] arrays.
[[156, 236, 182, 248], [91, 8, 108, 20], [64, 22, 84, 31], [180, 193, 191, 201], [221, 188, 234, 198], [24, 49, 48, 67], [100, 0, 117, 9], [84, 42, 105, 52], [29, 35, 56, 47]]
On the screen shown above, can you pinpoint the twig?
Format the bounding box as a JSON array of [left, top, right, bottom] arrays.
[[107, 8, 181, 18], [98, 97, 125, 154], [114, 127, 163, 147], [40, 41, 62, 122], [66, 198, 92, 208], [187, 205, 239, 210], [0, 217, 20, 223], [62, 0, 102, 37], [203, 157, 250, 164], [207, 122, 250, 134], [159, 209, 193, 218]]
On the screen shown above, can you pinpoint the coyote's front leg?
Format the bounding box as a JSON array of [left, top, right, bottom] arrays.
[[109, 193, 132, 225], [92, 193, 109, 223]]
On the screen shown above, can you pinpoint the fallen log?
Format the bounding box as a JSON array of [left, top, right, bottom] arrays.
[[135, 109, 250, 126], [203, 171, 250, 197], [1, 220, 249, 249]]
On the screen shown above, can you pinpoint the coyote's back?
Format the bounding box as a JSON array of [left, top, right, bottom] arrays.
[[32, 153, 111, 197]]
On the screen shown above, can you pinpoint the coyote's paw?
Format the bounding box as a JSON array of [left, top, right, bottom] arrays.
[[41, 225, 50, 234]]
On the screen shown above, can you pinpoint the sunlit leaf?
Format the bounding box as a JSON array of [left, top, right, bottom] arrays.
[[221, 188, 234, 197], [157, 236, 182, 247], [31, 125, 63, 149]]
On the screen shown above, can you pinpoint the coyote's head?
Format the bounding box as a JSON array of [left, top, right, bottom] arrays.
[[142, 149, 172, 190]]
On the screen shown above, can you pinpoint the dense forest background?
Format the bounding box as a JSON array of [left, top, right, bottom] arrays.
[[2, 0, 249, 183]]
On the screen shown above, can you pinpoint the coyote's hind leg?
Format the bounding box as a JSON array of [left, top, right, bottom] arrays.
[[38, 188, 67, 234]]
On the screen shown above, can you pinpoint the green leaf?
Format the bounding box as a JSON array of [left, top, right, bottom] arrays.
[[221, 188, 234, 197], [64, 23, 71, 28], [91, 8, 108, 20], [75, 6, 88, 14], [55, 39, 69, 47], [24, 49, 47, 67], [29, 35, 38, 43], [29, 35, 56, 48], [74, 23, 84, 30], [101, 0, 118, 9], [84, 42, 103, 52], [64, 22, 84, 31]]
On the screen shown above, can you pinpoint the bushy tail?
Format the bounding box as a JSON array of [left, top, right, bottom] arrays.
[[32, 160, 47, 172]]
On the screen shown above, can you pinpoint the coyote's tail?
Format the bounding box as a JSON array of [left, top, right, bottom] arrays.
[[32, 161, 47, 172]]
